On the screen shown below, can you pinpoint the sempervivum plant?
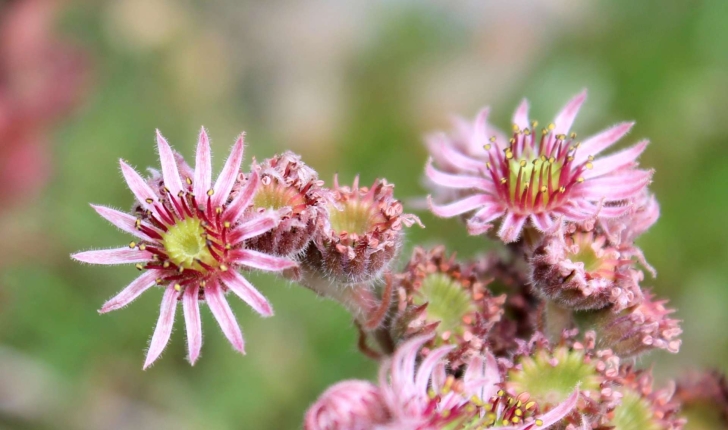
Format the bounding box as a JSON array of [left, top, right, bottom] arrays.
[[70, 88, 707, 429], [72, 128, 297, 367]]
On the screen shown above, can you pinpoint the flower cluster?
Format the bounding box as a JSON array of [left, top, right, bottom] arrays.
[[71, 90, 714, 429]]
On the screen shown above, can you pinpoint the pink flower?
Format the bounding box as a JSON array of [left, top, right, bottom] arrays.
[[426, 90, 653, 243], [305, 335, 579, 429], [72, 128, 297, 368]]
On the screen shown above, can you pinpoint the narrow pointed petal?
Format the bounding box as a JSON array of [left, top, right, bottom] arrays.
[[585, 140, 648, 179], [472, 107, 490, 148], [530, 212, 556, 232], [91, 205, 154, 240], [435, 139, 485, 172], [194, 127, 212, 206], [156, 129, 184, 196], [206, 281, 245, 354], [463, 352, 500, 401], [119, 160, 159, 212], [143, 285, 179, 369], [224, 170, 260, 223], [221, 270, 273, 316], [575, 122, 634, 165], [574, 169, 652, 200], [212, 134, 245, 207], [229, 249, 297, 272], [183, 284, 202, 365], [554, 89, 587, 135], [72, 248, 153, 265], [513, 99, 530, 130], [100, 270, 161, 313], [425, 159, 495, 193], [466, 205, 503, 235], [415, 345, 455, 393], [428, 194, 495, 218], [497, 212, 527, 243], [228, 212, 278, 244]]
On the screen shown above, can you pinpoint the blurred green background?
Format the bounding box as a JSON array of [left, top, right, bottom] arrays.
[[1, 0, 727, 429]]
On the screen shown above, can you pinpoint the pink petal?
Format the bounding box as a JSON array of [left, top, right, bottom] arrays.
[[91, 205, 154, 240], [512, 99, 530, 130], [119, 160, 159, 213], [435, 139, 485, 172], [466, 205, 504, 235], [72, 247, 153, 265], [221, 270, 273, 316], [577, 200, 633, 218], [224, 170, 260, 223], [415, 344, 455, 393], [143, 285, 179, 369], [425, 159, 495, 193], [498, 388, 578, 430], [497, 212, 527, 243], [554, 202, 591, 221], [205, 280, 245, 354], [391, 336, 429, 390], [156, 129, 184, 197], [183, 284, 202, 365], [574, 122, 634, 165], [585, 140, 648, 179], [574, 169, 652, 200], [212, 134, 245, 208], [463, 351, 500, 401], [472, 107, 490, 149], [530, 212, 556, 233], [553, 89, 587, 135], [229, 249, 297, 272], [428, 194, 494, 218], [194, 127, 212, 206], [228, 212, 277, 244], [100, 270, 161, 313]]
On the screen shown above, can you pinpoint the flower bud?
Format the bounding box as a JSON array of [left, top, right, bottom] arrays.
[[304, 380, 390, 430]]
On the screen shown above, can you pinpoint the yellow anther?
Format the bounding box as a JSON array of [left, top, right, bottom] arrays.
[[540, 155, 547, 162], [174, 284, 181, 292], [224, 221, 231, 229], [536, 419, 544, 426], [497, 390, 505, 397], [559, 186, 566, 193], [145, 198, 154, 204], [505, 150, 514, 160], [178, 266, 184, 273], [484, 144, 492, 150], [512, 124, 520, 132], [549, 157, 555, 163], [525, 401, 536, 410], [557, 134, 566, 140], [548, 123, 555, 131], [540, 186, 548, 193], [570, 132, 577, 138], [515, 409, 523, 417], [135, 219, 141, 229], [207, 189, 215, 196], [441, 410, 451, 418], [588, 155, 595, 161], [470, 395, 484, 406], [500, 178, 507, 184], [163, 186, 170, 194], [163, 261, 170, 268], [129, 241, 137, 249], [509, 137, 516, 145], [486, 162, 492, 169], [220, 264, 229, 271], [567, 156, 574, 161], [216, 207, 223, 214], [428, 389, 437, 399], [156, 278, 163, 284], [586, 162, 593, 169], [531, 120, 538, 128], [135, 263, 144, 271], [523, 183, 529, 189], [200, 280, 207, 287], [489, 136, 497, 142], [511, 417, 520, 424], [186, 177, 192, 185], [520, 160, 527, 167], [524, 128, 531, 135], [577, 177, 585, 183], [139, 244, 147, 251], [225, 244, 231, 250]]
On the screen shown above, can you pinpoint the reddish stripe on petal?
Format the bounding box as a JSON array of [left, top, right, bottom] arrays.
[[497, 212, 527, 243], [229, 249, 297, 272], [212, 134, 245, 207], [425, 159, 495, 193], [585, 140, 648, 179], [428, 194, 494, 218], [100, 270, 161, 313], [228, 212, 277, 244], [156, 129, 184, 196], [553, 89, 587, 135], [221, 270, 273, 317], [183, 284, 202, 365], [512, 99, 530, 130], [194, 127, 212, 206], [91, 205, 154, 241], [119, 160, 159, 213], [224, 170, 260, 223], [206, 280, 245, 354], [72, 247, 153, 265], [575, 122, 634, 165], [143, 285, 179, 369], [530, 212, 556, 233]]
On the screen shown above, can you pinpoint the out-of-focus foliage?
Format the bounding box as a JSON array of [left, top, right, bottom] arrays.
[[1, 0, 727, 429]]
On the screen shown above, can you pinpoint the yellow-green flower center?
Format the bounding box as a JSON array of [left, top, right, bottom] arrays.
[[507, 156, 565, 207], [161, 218, 217, 271], [412, 273, 474, 335], [328, 201, 373, 236], [611, 390, 662, 430], [508, 347, 600, 407]]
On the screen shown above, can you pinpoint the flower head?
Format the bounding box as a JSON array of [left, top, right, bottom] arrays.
[[304, 176, 422, 285], [72, 128, 297, 368], [676, 370, 728, 429], [426, 90, 653, 243], [245, 151, 328, 257], [530, 230, 643, 311]]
